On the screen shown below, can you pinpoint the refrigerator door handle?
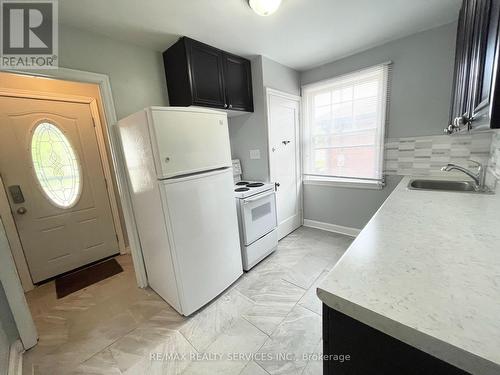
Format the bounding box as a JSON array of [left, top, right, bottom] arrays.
[[160, 167, 231, 183]]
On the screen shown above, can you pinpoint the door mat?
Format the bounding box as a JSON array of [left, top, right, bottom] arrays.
[[55, 258, 123, 299]]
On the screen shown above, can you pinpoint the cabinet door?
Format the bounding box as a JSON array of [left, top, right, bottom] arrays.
[[470, 0, 500, 121], [223, 54, 254, 112], [185, 39, 227, 109], [450, 0, 477, 125]]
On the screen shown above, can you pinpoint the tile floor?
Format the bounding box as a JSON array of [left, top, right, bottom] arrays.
[[23, 226, 353, 375]]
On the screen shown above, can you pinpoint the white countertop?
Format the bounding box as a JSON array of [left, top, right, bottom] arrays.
[[317, 176, 500, 375]]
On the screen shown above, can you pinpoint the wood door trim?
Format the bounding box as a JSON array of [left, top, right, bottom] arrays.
[[0, 87, 94, 104], [0, 90, 126, 288], [265, 87, 303, 230]]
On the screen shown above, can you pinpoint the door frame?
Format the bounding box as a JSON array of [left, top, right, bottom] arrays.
[[0, 192, 38, 350], [265, 88, 303, 236], [0, 68, 148, 290], [0, 90, 124, 288]]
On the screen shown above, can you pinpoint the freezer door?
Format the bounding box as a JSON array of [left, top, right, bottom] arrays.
[[149, 108, 232, 179], [160, 168, 243, 315]]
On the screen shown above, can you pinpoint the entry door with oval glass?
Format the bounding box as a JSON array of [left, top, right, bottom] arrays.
[[0, 96, 119, 283]]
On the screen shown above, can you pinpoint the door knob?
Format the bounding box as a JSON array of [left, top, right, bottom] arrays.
[[16, 207, 27, 215], [282, 140, 290, 145], [275, 182, 280, 190]]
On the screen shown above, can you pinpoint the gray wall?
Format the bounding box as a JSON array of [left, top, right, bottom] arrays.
[[228, 56, 269, 181], [304, 176, 403, 229], [301, 22, 457, 138], [301, 22, 458, 229], [229, 56, 300, 181], [59, 24, 168, 120], [262, 57, 300, 96]]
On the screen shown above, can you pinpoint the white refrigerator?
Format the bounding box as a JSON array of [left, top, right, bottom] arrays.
[[118, 107, 243, 316]]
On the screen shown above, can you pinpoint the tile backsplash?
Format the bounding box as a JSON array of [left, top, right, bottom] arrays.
[[384, 132, 493, 176], [488, 130, 500, 180]]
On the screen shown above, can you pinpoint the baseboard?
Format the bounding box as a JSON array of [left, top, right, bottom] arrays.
[[303, 219, 361, 237], [8, 340, 23, 375]]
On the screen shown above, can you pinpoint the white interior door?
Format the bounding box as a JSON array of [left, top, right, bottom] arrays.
[[0, 96, 119, 283], [267, 89, 302, 240]]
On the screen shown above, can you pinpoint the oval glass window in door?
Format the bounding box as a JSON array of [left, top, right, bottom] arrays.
[[31, 122, 82, 208]]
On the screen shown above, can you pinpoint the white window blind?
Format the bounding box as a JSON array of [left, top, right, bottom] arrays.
[[302, 62, 391, 187]]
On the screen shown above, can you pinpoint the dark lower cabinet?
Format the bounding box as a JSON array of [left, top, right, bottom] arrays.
[[322, 304, 471, 375], [163, 37, 254, 113]]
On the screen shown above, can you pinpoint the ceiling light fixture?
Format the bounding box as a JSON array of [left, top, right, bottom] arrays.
[[249, 0, 282, 16]]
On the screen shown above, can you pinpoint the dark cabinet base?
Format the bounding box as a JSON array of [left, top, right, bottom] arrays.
[[322, 304, 471, 375]]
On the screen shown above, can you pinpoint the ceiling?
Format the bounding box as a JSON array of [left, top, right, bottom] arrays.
[[59, 0, 462, 71]]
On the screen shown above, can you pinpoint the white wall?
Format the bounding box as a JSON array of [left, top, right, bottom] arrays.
[[59, 24, 168, 120], [228, 56, 300, 181], [301, 22, 459, 229], [0, 317, 10, 375], [0, 218, 21, 374], [0, 322, 9, 375], [0, 283, 18, 374]]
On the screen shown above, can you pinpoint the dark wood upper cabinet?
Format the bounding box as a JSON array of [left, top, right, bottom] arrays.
[[470, 0, 500, 120], [449, 0, 475, 125], [448, 0, 500, 132], [163, 37, 254, 113], [186, 39, 226, 109], [223, 54, 254, 112]]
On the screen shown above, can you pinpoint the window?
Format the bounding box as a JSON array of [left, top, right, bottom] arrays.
[[31, 122, 82, 208], [302, 63, 391, 188]]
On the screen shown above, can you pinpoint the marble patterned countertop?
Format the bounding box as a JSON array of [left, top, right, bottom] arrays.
[[317, 176, 500, 375]]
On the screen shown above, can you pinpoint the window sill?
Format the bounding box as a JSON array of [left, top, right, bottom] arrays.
[[303, 176, 384, 190]]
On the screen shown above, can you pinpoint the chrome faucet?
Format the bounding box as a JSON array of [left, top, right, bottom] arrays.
[[441, 160, 486, 191]]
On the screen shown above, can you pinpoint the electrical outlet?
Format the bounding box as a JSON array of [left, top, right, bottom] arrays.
[[249, 149, 261, 160]]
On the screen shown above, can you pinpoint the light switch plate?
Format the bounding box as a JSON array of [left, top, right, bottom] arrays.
[[249, 149, 261, 160]]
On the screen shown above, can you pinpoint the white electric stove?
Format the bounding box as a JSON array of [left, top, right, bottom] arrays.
[[233, 160, 278, 271]]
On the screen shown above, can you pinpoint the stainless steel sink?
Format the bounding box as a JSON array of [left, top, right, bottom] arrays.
[[408, 179, 478, 193]]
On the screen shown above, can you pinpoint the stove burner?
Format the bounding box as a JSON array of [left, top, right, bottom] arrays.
[[236, 181, 250, 186], [235, 187, 250, 192], [247, 183, 264, 188]]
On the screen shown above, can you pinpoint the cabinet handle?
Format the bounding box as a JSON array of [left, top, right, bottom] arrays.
[[454, 116, 472, 127], [445, 116, 472, 134]]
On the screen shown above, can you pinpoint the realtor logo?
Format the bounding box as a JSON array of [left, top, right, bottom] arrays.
[[1, 0, 58, 69]]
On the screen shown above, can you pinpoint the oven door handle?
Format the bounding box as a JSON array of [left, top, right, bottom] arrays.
[[242, 190, 275, 204]]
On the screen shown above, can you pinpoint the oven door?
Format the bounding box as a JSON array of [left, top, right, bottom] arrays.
[[240, 189, 277, 246]]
